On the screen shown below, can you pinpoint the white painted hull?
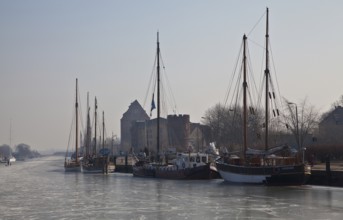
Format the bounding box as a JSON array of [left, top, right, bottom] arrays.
[[216, 162, 309, 185], [218, 170, 270, 184], [9, 157, 16, 163]]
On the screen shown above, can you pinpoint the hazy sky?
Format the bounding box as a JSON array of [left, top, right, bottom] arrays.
[[1, 1, 343, 152]]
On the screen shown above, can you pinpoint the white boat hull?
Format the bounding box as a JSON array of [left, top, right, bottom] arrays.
[[9, 157, 16, 163], [218, 170, 270, 184], [216, 161, 310, 185]]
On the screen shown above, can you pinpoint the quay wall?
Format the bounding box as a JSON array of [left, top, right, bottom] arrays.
[[307, 162, 343, 187]]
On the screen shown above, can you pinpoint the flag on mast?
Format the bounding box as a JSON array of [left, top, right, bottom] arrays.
[[150, 93, 156, 116]]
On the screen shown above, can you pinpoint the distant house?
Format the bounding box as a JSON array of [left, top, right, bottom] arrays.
[[130, 115, 188, 154], [318, 106, 343, 144], [120, 100, 150, 152], [189, 123, 210, 152]]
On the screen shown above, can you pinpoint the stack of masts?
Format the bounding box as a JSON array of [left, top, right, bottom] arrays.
[[64, 78, 81, 172], [83, 96, 107, 157], [243, 8, 271, 159], [85, 92, 92, 157]]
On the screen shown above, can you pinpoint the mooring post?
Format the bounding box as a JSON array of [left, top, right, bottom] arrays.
[[326, 154, 331, 185], [125, 154, 128, 173]]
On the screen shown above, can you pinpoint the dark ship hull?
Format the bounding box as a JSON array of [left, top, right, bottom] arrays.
[[216, 162, 311, 185], [133, 162, 219, 180], [81, 156, 114, 173]]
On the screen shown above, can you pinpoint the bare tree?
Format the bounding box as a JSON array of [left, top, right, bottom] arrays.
[[202, 103, 264, 153], [283, 98, 319, 150], [202, 104, 225, 147]]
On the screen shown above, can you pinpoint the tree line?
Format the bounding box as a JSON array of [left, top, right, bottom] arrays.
[[201, 96, 343, 161], [0, 143, 41, 160]]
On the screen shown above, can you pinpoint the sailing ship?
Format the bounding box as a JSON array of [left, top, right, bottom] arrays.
[[1, 120, 16, 165], [133, 32, 218, 180], [64, 78, 81, 172], [81, 97, 114, 173], [216, 8, 311, 185]]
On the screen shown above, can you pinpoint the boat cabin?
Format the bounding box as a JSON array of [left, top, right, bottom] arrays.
[[174, 153, 209, 169], [223, 153, 298, 167]]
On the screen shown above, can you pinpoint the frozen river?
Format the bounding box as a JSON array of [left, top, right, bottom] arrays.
[[1, 156, 343, 219]]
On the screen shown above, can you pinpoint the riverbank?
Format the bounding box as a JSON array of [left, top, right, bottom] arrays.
[[308, 162, 343, 187]]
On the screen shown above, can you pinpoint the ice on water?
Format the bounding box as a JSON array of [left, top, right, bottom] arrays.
[[1, 157, 343, 219]]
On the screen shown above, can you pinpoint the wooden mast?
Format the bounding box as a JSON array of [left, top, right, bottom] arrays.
[[264, 7, 270, 151], [102, 111, 105, 150], [75, 78, 79, 163], [86, 92, 90, 156], [157, 31, 160, 161], [94, 97, 98, 155], [9, 119, 12, 150], [102, 110, 107, 174], [243, 34, 247, 160]]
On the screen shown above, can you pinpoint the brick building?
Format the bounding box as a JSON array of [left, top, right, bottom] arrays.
[[120, 100, 211, 154], [167, 114, 190, 152], [131, 118, 168, 154], [129, 114, 210, 154], [120, 100, 150, 152]]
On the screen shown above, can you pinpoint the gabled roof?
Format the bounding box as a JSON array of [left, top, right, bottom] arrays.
[[321, 106, 343, 125], [121, 100, 149, 120]]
